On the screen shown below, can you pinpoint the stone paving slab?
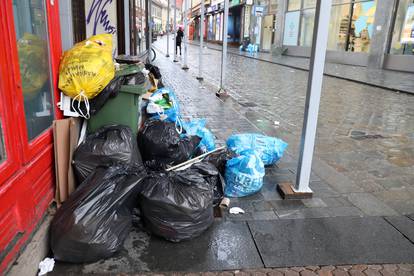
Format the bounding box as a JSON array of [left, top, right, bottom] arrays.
[[384, 216, 414, 243], [51, 221, 264, 274], [248, 217, 414, 268]]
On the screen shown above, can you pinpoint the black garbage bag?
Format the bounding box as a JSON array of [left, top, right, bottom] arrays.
[[139, 163, 215, 242], [51, 165, 147, 263], [73, 125, 142, 184], [137, 119, 200, 169], [203, 148, 237, 175], [192, 162, 225, 207], [145, 63, 162, 79], [77, 75, 125, 116]]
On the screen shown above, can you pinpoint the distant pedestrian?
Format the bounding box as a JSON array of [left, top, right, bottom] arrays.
[[176, 27, 184, 55]]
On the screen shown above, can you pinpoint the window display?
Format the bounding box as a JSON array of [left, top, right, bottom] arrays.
[[299, 9, 315, 47], [286, 0, 376, 53], [390, 0, 414, 55], [348, 1, 376, 52], [288, 0, 301, 11], [12, 0, 54, 140], [327, 3, 351, 51]]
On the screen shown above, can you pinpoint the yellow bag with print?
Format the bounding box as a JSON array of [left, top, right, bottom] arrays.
[[17, 33, 49, 99], [58, 34, 115, 102]]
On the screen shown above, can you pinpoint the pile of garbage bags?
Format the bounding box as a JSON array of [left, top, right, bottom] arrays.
[[51, 34, 288, 264]]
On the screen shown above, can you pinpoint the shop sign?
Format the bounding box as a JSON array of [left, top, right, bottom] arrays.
[[253, 6, 264, 17], [230, 0, 240, 7], [283, 10, 299, 46], [401, 5, 414, 43], [85, 0, 118, 54]]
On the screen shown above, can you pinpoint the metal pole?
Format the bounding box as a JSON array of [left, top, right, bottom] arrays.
[[196, 0, 205, 80], [140, 0, 144, 53], [182, 0, 189, 69], [173, 0, 178, 62], [148, 0, 153, 63], [295, 0, 332, 193], [218, 0, 229, 93], [166, 0, 170, 57]]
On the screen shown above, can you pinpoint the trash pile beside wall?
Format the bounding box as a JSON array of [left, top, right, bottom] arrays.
[[50, 33, 288, 264]]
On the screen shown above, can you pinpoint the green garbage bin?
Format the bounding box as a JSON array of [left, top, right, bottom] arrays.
[[88, 84, 146, 135]]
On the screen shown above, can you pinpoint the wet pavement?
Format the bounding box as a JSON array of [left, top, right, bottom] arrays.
[[51, 38, 414, 274], [154, 36, 414, 217], [188, 40, 414, 94]]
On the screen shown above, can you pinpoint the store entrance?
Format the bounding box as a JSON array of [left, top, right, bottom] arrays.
[[261, 15, 274, 51]]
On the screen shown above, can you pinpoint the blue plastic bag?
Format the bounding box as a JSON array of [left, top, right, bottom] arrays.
[[182, 119, 216, 152], [146, 88, 180, 123], [225, 150, 265, 197], [226, 133, 288, 166]]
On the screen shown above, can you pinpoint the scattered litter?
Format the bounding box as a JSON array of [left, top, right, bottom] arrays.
[[229, 207, 245, 214], [220, 197, 230, 208], [274, 121, 280, 126], [256, 119, 263, 122], [38, 257, 55, 276]]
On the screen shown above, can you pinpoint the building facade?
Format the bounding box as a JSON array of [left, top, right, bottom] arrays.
[[276, 0, 414, 72], [188, 0, 414, 72]]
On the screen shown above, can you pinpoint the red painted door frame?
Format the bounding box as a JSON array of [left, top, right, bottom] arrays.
[[0, 0, 62, 273]]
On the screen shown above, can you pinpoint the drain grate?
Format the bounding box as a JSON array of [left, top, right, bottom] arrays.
[[349, 130, 385, 140]]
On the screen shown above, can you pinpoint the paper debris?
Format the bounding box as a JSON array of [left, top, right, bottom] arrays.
[[229, 207, 245, 214], [38, 257, 55, 276]]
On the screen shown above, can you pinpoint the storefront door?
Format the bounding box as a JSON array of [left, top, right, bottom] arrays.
[[384, 0, 414, 72], [261, 14, 274, 51], [0, 0, 62, 273]]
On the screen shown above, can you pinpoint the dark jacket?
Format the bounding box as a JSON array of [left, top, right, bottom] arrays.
[[176, 29, 184, 44]]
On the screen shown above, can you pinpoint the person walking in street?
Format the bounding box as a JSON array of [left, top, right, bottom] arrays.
[[176, 27, 184, 55]]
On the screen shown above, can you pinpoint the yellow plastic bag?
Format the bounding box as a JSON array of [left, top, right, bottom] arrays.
[[17, 33, 48, 99], [58, 34, 115, 102]]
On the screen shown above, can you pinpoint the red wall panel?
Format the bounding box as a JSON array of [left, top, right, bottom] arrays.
[[0, 0, 62, 274]]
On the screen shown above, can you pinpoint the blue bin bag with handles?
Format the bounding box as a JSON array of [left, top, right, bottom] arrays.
[[146, 88, 180, 123], [226, 133, 288, 166], [224, 150, 265, 197], [182, 119, 216, 152]]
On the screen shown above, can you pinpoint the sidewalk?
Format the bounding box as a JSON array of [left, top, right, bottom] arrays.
[[50, 43, 414, 275], [187, 40, 414, 95]]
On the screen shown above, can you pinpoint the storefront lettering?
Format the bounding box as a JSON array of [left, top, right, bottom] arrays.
[[86, 0, 117, 35]]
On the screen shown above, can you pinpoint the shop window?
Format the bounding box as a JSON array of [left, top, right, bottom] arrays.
[[12, 0, 55, 141], [303, 0, 316, 9], [0, 119, 5, 164], [327, 3, 351, 51], [299, 9, 315, 47], [288, 0, 301, 11], [285, 0, 376, 52], [348, 1, 376, 52], [390, 0, 414, 55]]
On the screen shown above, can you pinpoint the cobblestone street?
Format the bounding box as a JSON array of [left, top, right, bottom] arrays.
[[153, 36, 414, 217]]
